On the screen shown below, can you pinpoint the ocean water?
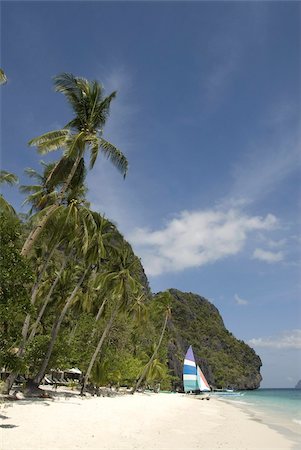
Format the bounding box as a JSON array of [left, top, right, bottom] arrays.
[[212, 389, 301, 445]]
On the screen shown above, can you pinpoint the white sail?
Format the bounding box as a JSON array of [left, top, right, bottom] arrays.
[[197, 365, 210, 392]]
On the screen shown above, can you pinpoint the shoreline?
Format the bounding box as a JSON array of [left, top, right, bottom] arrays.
[[214, 395, 301, 449], [1, 389, 297, 449]]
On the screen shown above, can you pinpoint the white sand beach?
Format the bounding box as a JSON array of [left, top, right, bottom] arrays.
[[1, 390, 295, 450]]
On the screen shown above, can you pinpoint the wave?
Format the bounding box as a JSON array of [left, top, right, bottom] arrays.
[[292, 419, 301, 426]]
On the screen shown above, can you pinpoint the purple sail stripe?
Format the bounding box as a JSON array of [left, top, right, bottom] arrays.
[[185, 345, 195, 362]]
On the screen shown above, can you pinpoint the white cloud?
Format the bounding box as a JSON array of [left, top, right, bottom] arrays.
[[234, 294, 249, 306], [85, 72, 297, 278], [129, 208, 278, 276], [253, 248, 284, 263], [248, 330, 301, 350]]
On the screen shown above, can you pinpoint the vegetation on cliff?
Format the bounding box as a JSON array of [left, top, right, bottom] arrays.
[[163, 289, 262, 390]]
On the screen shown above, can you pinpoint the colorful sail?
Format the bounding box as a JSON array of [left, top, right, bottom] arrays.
[[197, 365, 211, 392], [183, 346, 198, 393]]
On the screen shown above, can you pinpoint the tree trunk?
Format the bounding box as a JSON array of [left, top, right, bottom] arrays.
[[89, 298, 107, 340], [22, 244, 58, 342], [32, 268, 89, 386], [27, 259, 67, 343], [21, 204, 59, 257], [131, 311, 169, 395], [21, 149, 83, 257], [81, 308, 118, 395], [95, 298, 107, 322]]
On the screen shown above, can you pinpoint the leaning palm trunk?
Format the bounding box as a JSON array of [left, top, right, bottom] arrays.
[[27, 259, 67, 343], [81, 307, 119, 395], [131, 311, 169, 395], [23, 244, 58, 342], [21, 151, 83, 257], [95, 298, 107, 322], [89, 298, 108, 341], [32, 268, 89, 386]]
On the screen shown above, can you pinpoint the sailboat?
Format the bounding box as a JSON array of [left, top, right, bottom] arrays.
[[183, 345, 211, 393]]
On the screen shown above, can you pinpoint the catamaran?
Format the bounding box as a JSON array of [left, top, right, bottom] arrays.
[[183, 345, 211, 394]]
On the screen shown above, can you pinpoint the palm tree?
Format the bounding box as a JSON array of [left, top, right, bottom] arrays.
[[3, 201, 104, 394], [20, 198, 92, 343], [21, 73, 128, 257], [32, 267, 90, 386], [30, 211, 118, 387], [80, 244, 144, 394], [145, 357, 167, 388], [0, 69, 7, 85], [131, 291, 172, 394]]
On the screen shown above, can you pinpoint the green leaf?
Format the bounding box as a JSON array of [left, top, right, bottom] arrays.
[[99, 138, 128, 177]]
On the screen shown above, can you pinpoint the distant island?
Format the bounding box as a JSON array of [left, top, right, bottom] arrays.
[[295, 380, 301, 389]]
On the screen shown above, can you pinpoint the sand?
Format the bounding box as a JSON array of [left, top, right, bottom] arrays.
[[0, 390, 296, 450]]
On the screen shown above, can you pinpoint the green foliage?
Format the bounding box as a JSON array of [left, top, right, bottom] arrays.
[[24, 335, 53, 374], [91, 351, 143, 387], [0, 214, 33, 369]]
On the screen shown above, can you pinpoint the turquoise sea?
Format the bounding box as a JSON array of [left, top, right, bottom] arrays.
[[212, 389, 301, 446]]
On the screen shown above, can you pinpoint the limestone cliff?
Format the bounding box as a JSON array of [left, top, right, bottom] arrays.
[[155, 289, 262, 390]]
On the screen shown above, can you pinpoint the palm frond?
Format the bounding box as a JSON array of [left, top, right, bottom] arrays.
[[64, 132, 85, 159], [19, 184, 43, 194], [0, 195, 16, 215], [99, 138, 128, 177], [0, 69, 7, 85], [23, 168, 44, 182], [89, 138, 99, 169], [94, 91, 116, 128], [35, 137, 69, 154], [28, 129, 69, 154], [54, 73, 90, 121], [0, 170, 18, 185]]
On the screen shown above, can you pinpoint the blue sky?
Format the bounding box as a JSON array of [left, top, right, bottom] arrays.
[[1, 1, 300, 387]]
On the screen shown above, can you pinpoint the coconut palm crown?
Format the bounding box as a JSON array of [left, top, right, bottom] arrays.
[[29, 73, 128, 178]]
